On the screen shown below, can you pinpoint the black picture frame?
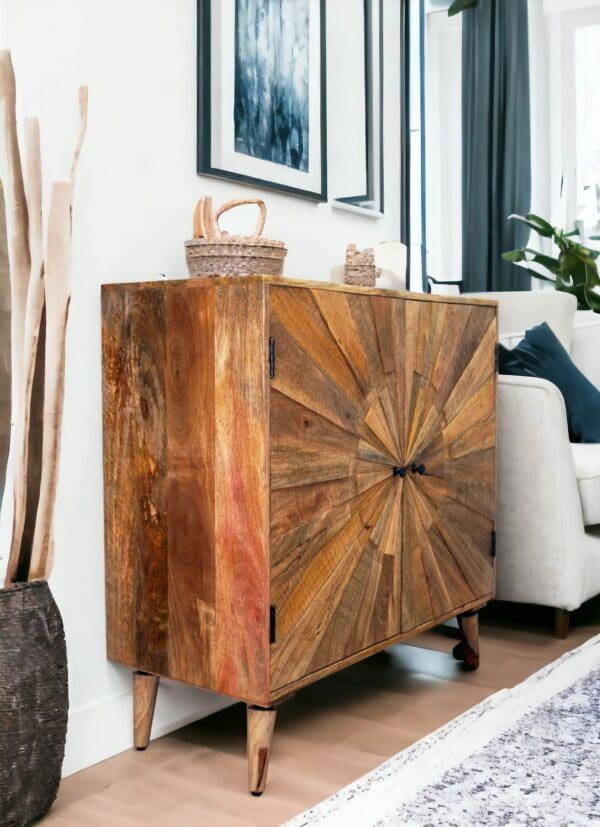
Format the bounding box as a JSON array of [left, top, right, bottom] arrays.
[[197, 0, 328, 202], [334, 0, 384, 213]]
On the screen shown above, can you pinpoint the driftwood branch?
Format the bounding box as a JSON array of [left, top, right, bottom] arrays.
[[29, 86, 87, 580], [0, 181, 10, 506], [0, 50, 31, 584], [1, 61, 87, 583], [69, 86, 88, 230], [9, 117, 45, 581], [28, 182, 71, 581]]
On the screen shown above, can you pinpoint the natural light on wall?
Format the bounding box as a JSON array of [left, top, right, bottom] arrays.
[[421, 0, 600, 294], [530, 0, 600, 243], [575, 23, 600, 232], [425, 3, 461, 284]]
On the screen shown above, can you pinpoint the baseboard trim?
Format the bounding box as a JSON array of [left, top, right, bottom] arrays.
[[62, 681, 232, 777]]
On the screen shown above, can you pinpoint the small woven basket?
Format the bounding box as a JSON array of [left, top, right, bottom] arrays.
[[0, 581, 68, 827], [185, 198, 287, 278]]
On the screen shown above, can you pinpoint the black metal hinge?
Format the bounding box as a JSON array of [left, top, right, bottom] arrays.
[[269, 604, 277, 644], [491, 529, 496, 558], [269, 337, 275, 379]]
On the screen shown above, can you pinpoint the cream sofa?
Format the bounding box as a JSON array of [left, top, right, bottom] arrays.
[[470, 291, 600, 636]]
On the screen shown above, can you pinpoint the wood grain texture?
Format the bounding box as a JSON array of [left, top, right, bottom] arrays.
[[212, 281, 270, 700], [133, 672, 159, 750], [0, 181, 10, 506], [18, 308, 45, 581], [453, 611, 480, 670], [102, 284, 168, 673], [270, 286, 404, 690], [28, 182, 72, 580], [5, 118, 44, 582], [400, 301, 497, 633], [269, 286, 496, 691], [166, 285, 216, 687], [29, 86, 87, 580], [109, 274, 497, 308], [103, 278, 496, 710], [1, 50, 31, 584], [103, 279, 270, 704], [247, 706, 276, 796], [268, 594, 490, 702]]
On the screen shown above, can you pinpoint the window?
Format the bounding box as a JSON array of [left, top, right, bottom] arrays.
[[407, 0, 463, 291], [575, 23, 600, 229], [531, 1, 600, 236]]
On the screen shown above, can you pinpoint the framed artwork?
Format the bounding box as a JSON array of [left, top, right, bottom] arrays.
[[330, 0, 384, 213], [197, 0, 327, 201]]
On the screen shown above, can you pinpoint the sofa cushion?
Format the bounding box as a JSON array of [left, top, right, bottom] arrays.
[[498, 322, 600, 443], [571, 443, 600, 526], [467, 290, 577, 351]]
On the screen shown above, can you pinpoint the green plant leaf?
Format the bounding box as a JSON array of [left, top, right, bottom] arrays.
[[528, 252, 561, 273], [555, 272, 573, 290], [501, 249, 526, 262], [524, 213, 556, 236], [584, 287, 600, 312], [502, 247, 561, 275], [503, 212, 600, 309], [448, 0, 478, 16], [508, 213, 554, 238]]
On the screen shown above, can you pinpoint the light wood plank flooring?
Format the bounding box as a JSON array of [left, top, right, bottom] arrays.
[[46, 599, 600, 826]]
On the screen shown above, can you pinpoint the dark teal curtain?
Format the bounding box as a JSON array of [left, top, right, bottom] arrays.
[[461, 0, 531, 292]]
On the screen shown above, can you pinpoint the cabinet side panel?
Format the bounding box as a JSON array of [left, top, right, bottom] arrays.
[[102, 286, 168, 673], [213, 282, 270, 701], [166, 285, 216, 686]]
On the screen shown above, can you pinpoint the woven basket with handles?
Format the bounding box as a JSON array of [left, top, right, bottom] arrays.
[[184, 197, 287, 278]]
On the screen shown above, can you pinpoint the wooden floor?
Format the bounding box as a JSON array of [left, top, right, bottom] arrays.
[[46, 599, 600, 826]]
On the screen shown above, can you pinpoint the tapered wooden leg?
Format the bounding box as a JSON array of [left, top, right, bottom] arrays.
[[247, 705, 276, 796], [133, 671, 159, 750], [453, 610, 480, 670], [554, 608, 570, 639]]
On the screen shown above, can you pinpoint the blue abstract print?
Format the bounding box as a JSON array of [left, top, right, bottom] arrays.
[[234, 0, 310, 172]]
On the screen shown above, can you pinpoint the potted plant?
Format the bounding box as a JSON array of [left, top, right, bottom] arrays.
[[502, 213, 600, 312], [0, 51, 87, 826]]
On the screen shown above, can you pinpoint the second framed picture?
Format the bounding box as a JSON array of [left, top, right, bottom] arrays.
[[198, 0, 327, 201]]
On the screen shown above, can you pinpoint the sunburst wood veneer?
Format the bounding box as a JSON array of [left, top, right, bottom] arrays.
[[102, 276, 497, 795]]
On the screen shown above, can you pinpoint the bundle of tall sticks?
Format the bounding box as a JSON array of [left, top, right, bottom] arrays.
[[0, 51, 88, 585]]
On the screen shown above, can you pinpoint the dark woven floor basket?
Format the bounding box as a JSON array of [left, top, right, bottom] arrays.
[[0, 581, 68, 826]]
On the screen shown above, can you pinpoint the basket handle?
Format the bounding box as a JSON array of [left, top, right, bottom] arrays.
[[214, 198, 267, 239], [193, 196, 220, 239]]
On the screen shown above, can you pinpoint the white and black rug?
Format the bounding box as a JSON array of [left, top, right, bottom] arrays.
[[284, 635, 600, 826]]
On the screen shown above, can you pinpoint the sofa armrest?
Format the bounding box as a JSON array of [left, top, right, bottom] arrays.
[[496, 375, 586, 610], [571, 312, 600, 390]]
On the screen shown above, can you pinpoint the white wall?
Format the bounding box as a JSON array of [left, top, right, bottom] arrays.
[[425, 8, 461, 282], [0, 0, 401, 777]]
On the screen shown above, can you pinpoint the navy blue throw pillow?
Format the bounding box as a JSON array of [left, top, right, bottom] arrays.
[[498, 322, 600, 443]]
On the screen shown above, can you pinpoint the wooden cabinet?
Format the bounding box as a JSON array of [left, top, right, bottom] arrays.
[[102, 276, 497, 794]]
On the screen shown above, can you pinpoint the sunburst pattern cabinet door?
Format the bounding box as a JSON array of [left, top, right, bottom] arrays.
[[269, 286, 497, 691], [399, 299, 497, 632], [270, 286, 407, 690]]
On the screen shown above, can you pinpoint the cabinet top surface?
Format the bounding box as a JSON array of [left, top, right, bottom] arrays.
[[101, 275, 498, 309]]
